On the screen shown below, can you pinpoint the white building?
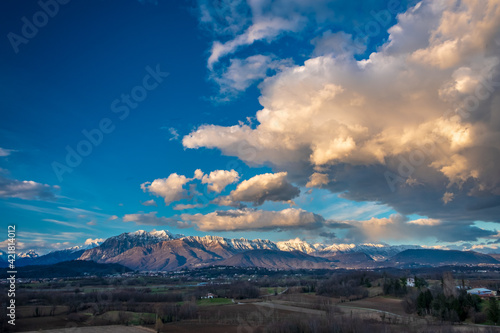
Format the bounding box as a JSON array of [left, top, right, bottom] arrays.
[[406, 278, 415, 287]]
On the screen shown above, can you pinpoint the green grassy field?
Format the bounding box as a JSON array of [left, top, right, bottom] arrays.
[[261, 287, 286, 295]]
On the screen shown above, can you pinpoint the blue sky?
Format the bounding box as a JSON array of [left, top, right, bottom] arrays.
[[1, 0, 500, 254]]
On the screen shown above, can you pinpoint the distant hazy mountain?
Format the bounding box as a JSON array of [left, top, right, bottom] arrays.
[[326, 252, 376, 268], [0, 252, 6, 267], [2, 238, 103, 267], [390, 249, 499, 267]]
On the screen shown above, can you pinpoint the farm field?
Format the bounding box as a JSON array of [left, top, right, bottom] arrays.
[[6, 267, 500, 332], [339, 296, 406, 316]]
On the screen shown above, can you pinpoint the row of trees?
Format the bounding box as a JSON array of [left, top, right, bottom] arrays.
[[317, 274, 370, 298], [406, 289, 486, 323], [383, 277, 408, 297]]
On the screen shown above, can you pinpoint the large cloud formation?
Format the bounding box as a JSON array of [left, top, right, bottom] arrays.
[[184, 0, 500, 226]]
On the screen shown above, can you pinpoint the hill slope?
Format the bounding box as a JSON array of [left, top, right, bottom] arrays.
[[105, 239, 227, 271], [217, 250, 337, 269]]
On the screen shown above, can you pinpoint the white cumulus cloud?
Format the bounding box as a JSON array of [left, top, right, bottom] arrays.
[[141, 173, 191, 206], [201, 169, 240, 193]]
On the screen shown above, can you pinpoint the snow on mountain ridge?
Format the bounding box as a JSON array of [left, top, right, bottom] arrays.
[[121, 229, 184, 240], [274, 239, 424, 260], [181, 235, 278, 251], [276, 238, 323, 254]]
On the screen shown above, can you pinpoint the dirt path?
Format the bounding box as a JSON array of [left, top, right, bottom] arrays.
[[252, 301, 326, 316]]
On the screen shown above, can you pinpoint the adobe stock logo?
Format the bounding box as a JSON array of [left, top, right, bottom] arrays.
[[7, 0, 70, 54], [51, 64, 169, 182]]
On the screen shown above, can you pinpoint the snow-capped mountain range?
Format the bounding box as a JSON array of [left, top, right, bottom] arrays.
[[0, 230, 430, 264], [75, 230, 426, 268], [4, 230, 498, 271], [109, 230, 422, 259]]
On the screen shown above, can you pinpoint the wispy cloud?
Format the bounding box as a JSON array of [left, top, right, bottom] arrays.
[[123, 211, 189, 228], [141, 199, 158, 207], [168, 127, 179, 141], [0, 147, 15, 157], [16, 231, 86, 242], [173, 203, 205, 210], [43, 218, 95, 230], [211, 55, 291, 101], [58, 206, 110, 218], [8, 202, 63, 215]]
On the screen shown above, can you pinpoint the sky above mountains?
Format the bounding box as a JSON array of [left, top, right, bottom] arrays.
[[1, 0, 500, 254]]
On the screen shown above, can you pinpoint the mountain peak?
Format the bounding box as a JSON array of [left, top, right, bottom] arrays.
[[128, 229, 184, 239], [18, 249, 39, 258]]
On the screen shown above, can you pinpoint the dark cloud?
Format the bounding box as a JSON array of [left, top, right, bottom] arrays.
[[341, 214, 497, 244], [0, 175, 58, 201], [215, 172, 300, 207], [319, 231, 337, 239]]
